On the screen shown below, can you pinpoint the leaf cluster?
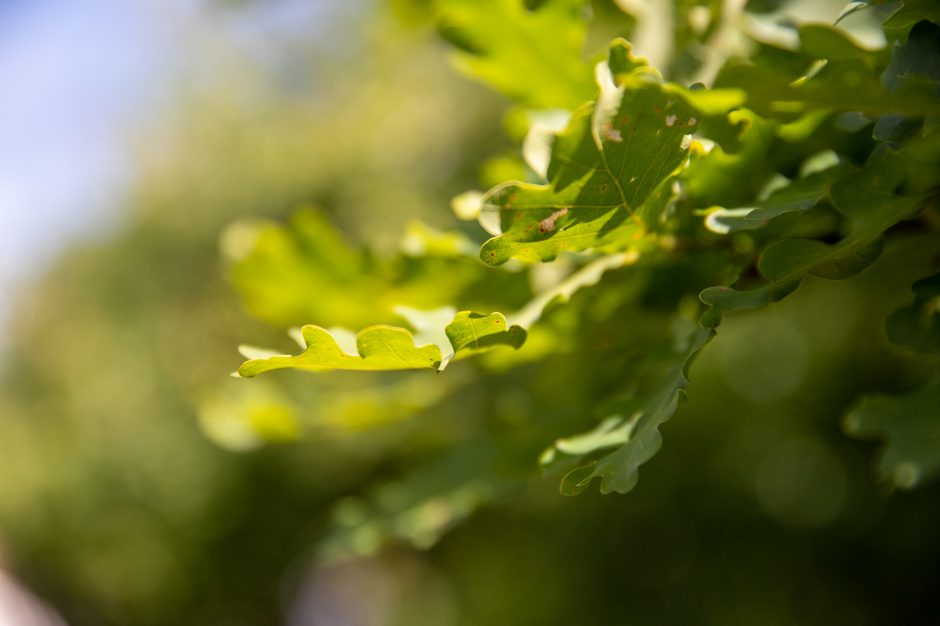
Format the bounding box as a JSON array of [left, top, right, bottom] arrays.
[[222, 0, 940, 557]]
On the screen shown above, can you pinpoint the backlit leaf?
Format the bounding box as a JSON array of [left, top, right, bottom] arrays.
[[238, 324, 443, 376], [238, 308, 527, 376], [479, 43, 701, 265], [445, 312, 526, 357], [433, 0, 596, 110]]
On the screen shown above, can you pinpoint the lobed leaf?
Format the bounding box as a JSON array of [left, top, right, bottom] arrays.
[[318, 443, 513, 559], [433, 0, 596, 110], [479, 43, 701, 265], [700, 133, 937, 327], [541, 324, 713, 495], [238, 325, 443, 376], [844, 381, 940, 489], [885, 270, 940, 353], [712, 21, 940, 119], [704, 167, 840, 234], [224, 208, 385, 329], [681, 109, 781, 208], [882, 0, 940, 43], [226, 208, 535, 330], [445, 311, 527, 357], [237, 309, 527, 376], [882, 21, 940, 94]]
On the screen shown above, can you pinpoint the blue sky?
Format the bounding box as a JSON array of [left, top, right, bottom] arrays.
[[0, 0, 349, 335], [0, 0, 172, 326]]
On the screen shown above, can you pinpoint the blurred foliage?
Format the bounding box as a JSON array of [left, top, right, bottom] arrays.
[[1, 1, 939, 625]]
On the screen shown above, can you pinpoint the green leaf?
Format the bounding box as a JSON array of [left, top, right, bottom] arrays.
[[224, 208, 386, 329], [835, 1, 873, 26], [703, 167, 840, 233], [665, 84, 747, 117], [237, 308, 527, 376], [226, 208, 533, 329], [508, 252, 634, 328], [198, 383, 302, 452], [883, 21, 940, 94], [681, 109, 780, 208], [798, 23, 887, 67], [700, 137, 934, 327], [541, 324, 713, 495], [883, 0, 940, 43], [433, 0, 596, 110], [445, 312, 527, 356], [318, 443, 512, 559], [479, 45, 700, 265], [238, 325, 443, 376], [844, 381, 940, 489], [713, 27, 940, 118], [394, 305, 461, 367], [886, 270, 940, 353], [873, 113, 923, 141]]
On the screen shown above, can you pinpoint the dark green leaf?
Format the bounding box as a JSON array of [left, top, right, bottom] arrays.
[[883, 0, 940, 43], [844, 381, 940, 489], [886, 270, 940, 352], [700, 137, 934, 327], [541, 324, 713, 495], [704, 167, 840, 235]]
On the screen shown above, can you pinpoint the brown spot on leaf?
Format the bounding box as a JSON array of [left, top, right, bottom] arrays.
[[604, 124, 623, 142], [538, 207, 569, 234]]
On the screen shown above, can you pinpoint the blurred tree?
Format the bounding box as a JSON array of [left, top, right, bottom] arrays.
[[0, 2, 505, 624], [1, 1, 939, 626]]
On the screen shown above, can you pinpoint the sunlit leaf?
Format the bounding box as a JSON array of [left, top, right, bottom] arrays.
[[445, 311, 526, 357], [198, 383, 302, 452], [479, 43, 701, 265], [238, 307, 527, 376], [223, 208, 386, 328], [713, 22, 940, 118], [798, 23, 886, 65], [433, 0, 596, 110], [226, 208, 533, 329], [238, 324, 443, 376], [508, 252, 635, 328]]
